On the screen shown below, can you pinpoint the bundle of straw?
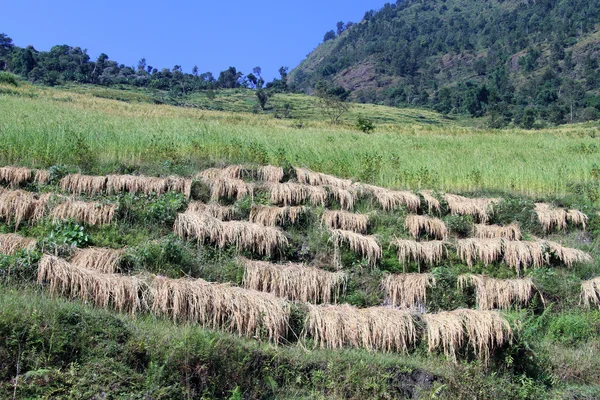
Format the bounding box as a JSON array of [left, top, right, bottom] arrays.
[[268, 183, 327, 206], [60, 174, 107, 195], [257, 165, 284, 183], [249, 205, 307, 227], [329, 229, 382, 266], [0, 233, 37, 255], [391, 239, 446, 269], [382, 273, 436, 309], [581, 277, 600, 308], [321, 210, 369, 234], [186, 201, 236, 220], [444, 194, 499, 223], [0, 166, 33, 187], [361, 184, 420, 213], [474, 224, 522, 240], [0, 190, 52, 227], [51, 199, 116, 225], [405, 214, 447, 239], [295, 167, 352, 189], [70, 247, 125, 273], [458, 274, 533, 310]]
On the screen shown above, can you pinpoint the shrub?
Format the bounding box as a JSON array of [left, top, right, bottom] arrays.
[[546, 311, 600, 345], [356, 116, 375, 133], [0, 71, 19, 87]]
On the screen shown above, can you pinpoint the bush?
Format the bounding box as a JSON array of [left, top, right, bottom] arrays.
[[0, 71, 19, 86], [356, 116, 375, 133], [546, 311, 600, 345]]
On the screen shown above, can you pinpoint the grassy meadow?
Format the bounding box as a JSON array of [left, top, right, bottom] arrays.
[[1, 83, 599, 200]]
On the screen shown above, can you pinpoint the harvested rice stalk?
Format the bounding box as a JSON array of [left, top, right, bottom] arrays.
[[242, 258, 346, 303], [205, 177, 254, 201], [474, 224, 522, 240], [321, 210, 369, 234], [545, 241, 593, 267], [38, 255, 148, 314], [186, 201, 236, 220], [0, 190, 52, 228], [106, 174, 170, 196], [0, 166, 32, 187], [249, 205, 307, 227], [0, 233, 37, 255], [34, 169, 50, 185], [444, 194, 500, 223], [581, 277, 600, 308], [361, 184, 420, 213], [405, 214, 447, 240], [70, 247, 125, 273], [268, 183, 327, 206], [420, 190, 441, 213], [60, 174, 107, 195], [422, 309, 512, 364], [502, 240, 545, 274], [295, 167, 352, 189], [458, 274, 533, 310], [456, 238, 503, 267], [51, 199, 116, 226], [257, 165, 284, 183], [535, 203, 587, 231], [391, 239, 446, 269], [330, 229, 381, 267], [197, 165, 249, 180], [382, 273, 436, 309], [167, 176, 193, 199], [151, 275, 289, 343], [303, 304, 417, 352], [326, 185, 357, 210], [566, 209, 588, 230]]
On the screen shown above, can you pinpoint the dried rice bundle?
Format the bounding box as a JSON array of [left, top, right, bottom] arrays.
[[70, 247, 125, 273], [268, 182, 327, 206], [444, 194, 499, 223], [458, 274, 533, 310], [60, 174, 107, 195], [326, 185, 357, 210], [361, 184, 420, 213], [0, 189, 52, 227], [249, 205, 307, 227], [420, 190, 441, 213], [405, 214, 447, 240], [167, 176, 193, 199], [545, 241, 593, 268], [474, 224, 522, 240], [321, 210, 369, 234], [205, 177, 254, 201], [456, 238, 503, 267], [242, 258, 346, 303], [257, 165, 284, 183], [391, 239, 446, 268], [197, 165, 249, 180], [422, 309, 512, 363], [186, 201, 236, 220], [330, 229, 382, 267], [51, 199, 116, 226], [295, 167, 352, 189], [38, 255, 148, 314], [106, 174, 171, 196], [566, 209, 588, 230], [0, 166, 33, 187], [303, 304, 417, 352], [151, 275, 289, 343], [382, 273, 436, 309], [502, 240, 545, 274], [581, 277, 600, 308], [0, 233, 37, 255], [34, 170, 50, 185], [534, 203, 587, 231]]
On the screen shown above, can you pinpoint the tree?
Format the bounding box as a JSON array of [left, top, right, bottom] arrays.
[[137, 58, 147, 72], [314, 81, 351, 124], [0, 33, 14, 69], [217, 66, 243, 88], [323, 30, 336, 42], [255, 88, 272, 110], [192, 65, 199, 77], [336, 21, 346, 36]]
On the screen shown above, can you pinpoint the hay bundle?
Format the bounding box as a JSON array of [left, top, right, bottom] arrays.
[[405, 214, 447, 239], [34, 169, 50, 185], [474, 224, 522, 240], [0, 233, 37, 255], [361, 185, 420, 213], [249, 205, 307, 227], [257, 165, 284, 183], [581, 277, 600, 308], [106, 174, 171, 196], [545, 241, 593, 267], [502, 240, 545, 274], [566, 209, 588, 230], [321, 210, 369, 234], [242, 258, 346, 303], [167, 176, 193, 199], [420, 190, 441, 213], [458, 274, 533, 310], [70, 247, 124, 273], [382, 273, 436, 309], [444, 194, 499, 223], [304, 304, 417, 352], [205, 177, 254, 201], [295, 167, 352, 189], [186, 201, 236, 220], [422, 309, 512, 363], [174, 212, 288, 257], [0, 166, 33, 187], [391, 239, 446, 267], [534, 203, 587, 231], [268, 183, 327, 206], [151, 275, 289, 342], [60, 174, 107, 195], [330, 229, 381, 266], [456, 238, 503, 267], [38, 255, 147, 314], [0, 190, 51, 227], [326, 185, 357, 210], [51, 199, 116, 225]]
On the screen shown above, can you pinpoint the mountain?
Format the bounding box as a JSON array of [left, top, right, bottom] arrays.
[[289, 0, 600, 127]]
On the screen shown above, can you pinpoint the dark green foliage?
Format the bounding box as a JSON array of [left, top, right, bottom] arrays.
[[546, 311, 600, 345], [356, 116, 375, 133], [0, 71, 18, 86]]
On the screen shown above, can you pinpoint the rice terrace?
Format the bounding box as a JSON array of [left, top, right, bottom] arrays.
[[2, 1, 600, 399]]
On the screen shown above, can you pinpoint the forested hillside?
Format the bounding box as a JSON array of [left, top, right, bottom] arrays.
[[289, 0, 600, 127]]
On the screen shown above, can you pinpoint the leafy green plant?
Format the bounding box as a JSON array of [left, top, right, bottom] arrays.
[[0, 71, 19, 87], [356, 116, 375, 133]]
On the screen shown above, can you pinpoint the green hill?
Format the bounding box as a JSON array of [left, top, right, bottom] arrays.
[[289, 0, 600, 127]]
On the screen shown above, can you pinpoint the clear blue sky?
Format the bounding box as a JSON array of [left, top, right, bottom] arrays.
[[1, 0, 387, 80]]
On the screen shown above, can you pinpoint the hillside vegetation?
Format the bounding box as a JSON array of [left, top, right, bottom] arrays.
[[289, 0, 600, 127]]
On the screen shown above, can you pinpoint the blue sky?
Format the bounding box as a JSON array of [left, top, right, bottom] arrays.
[[1, 0, 387, 80]]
